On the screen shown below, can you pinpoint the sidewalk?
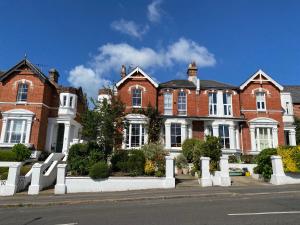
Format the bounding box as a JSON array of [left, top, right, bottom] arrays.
[[1, 184, 300, 208]]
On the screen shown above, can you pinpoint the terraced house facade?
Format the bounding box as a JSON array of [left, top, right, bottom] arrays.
[[0, 59, 86, 157], [105, 63, 297, 157]]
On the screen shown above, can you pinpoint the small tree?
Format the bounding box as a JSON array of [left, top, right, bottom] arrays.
[[145, 104, 163, 143]]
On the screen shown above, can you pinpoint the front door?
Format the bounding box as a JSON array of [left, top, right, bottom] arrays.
[[56, 124, 65, 153]]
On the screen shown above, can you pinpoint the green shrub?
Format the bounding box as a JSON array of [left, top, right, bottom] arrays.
[[12, 144, 31, 161], [182, 139, 202, 163], [175, 154, 188, 169], [68, 143, 90, 175], [68, 142, 106, 176], [155, 170, 164, 177], [89, 161, 110, 179], [241, 155, 256, 164], [254, 148, 277, 180], [228, 155, 238, 163], [141, 143, 167, 174], [127, 150, 145, 176], [201, 136, 222, 171], [111, 150, 129, 172], [0, 171, 8, 180], [0, 151, 16, 161]]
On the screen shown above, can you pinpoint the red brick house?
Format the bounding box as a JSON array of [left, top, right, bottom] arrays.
[[0, 59, 86, 157], [102, 63, 297, 156]]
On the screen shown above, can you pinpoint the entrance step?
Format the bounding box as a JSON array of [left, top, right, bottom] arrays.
[[176, 174, 199, 188], [231, 176, 270, 186]]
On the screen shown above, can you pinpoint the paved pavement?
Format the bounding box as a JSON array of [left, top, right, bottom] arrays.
[[1, 184, 300, 225]]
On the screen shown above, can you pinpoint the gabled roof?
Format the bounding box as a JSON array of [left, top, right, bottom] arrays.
[[240, 69, 284, 91], [0, 59, 48, 83], [283, 85, 300, 104], [159, 80, 196, 89], [116, 67, 159, 88]]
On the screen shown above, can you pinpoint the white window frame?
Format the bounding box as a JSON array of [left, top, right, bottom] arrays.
[[256, 92, 266, 111], [0, 109, 34, 147], [255, 127, 273, 151], [4, 119, 27, 144], [209, 92, 217, 115], [219, 125, 230, 149], [164, 92, 173, 115], [171, 123, 181, 147], [132, 88, 142, 108], [16, 83, 28, 103], [125, 123, 146, 149], [177, 91, 187, 116], [223, 92, 232, 116]]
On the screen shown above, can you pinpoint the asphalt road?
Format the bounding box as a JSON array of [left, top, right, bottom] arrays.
[[1, 188, 300, 225]]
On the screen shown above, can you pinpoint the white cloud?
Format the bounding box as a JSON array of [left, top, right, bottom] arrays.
[[68, 38, 216, 98], [111, 19, 149, 39], [147, 0, 163, 23]]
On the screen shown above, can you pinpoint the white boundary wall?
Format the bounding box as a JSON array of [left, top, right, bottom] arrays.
[[0, 162, 22, 196], [199, 156, 231, 187], [55, 156, 175, 194], [270, 155, 300, 185]]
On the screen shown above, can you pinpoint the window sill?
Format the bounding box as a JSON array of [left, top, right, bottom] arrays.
[[0, 143, 32, 148], [256, 109, 267, 112], [15, 101, 27, 105], [132, 106, 142, 109]]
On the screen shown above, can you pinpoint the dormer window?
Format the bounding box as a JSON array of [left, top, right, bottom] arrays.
[[16, 83, 28, 102], [132, 88, 142, 108], [256, 92, 266, 111], [178, 91, 187, 116]]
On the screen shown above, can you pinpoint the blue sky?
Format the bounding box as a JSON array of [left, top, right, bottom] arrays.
[[1, 0, 300, 98]]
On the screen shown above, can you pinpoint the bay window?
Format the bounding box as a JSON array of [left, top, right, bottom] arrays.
[[256, 92, 266, 111], [223, 93, 232, 116], [4, 119, 27, 144], [164, 92, 173, 115], [219, 125, 230, 149], [177, 91, 187, 115], [125, 123, 145, 148], [171, 123, 181, 147], [255, 128, 273, 151]]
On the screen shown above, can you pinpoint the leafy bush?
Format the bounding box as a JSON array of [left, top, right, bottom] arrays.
[[175, 154, 188, 169], [201, 136, 222, 171], [127, 150, 145, 176], [254, 148, 277, 180], [228, 155, 238, 163], [277, 146, 300, 172], [182, 139, 202, 163], [155, 170, 164, 177], [0, 151, 16, 161], [141, 143, 167, 174], [0, 167, 8, 180], [89, 161, 110, 179], [12, 144, 31, 161], [241, 155, 256, 164], [68, 143, 106, 176], [144, 160, 155, 175], [111, 150, 129, 172]]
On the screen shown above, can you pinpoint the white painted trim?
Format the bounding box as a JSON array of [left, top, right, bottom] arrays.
[[116, 67, 159, 88], [0, 101, 57, 110], [240, 69, 284, 91]]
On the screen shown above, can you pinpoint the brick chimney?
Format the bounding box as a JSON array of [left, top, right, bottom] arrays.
[[120, 65, 126, 78], [49, 68, 59, 83], [187, 62, 197, 84]]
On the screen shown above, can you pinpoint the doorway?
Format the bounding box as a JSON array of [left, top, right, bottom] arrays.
[[56, 124, 65, 153]]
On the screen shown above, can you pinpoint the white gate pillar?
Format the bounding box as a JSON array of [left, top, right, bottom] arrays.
[[199, 157, 212, 187]]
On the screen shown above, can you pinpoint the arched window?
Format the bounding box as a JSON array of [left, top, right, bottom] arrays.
[[16, 83, 28, 102], [132, 88, 142, 108], [177, 91, 186, 115]]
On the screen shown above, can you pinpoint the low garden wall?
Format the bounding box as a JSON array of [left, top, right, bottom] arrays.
[[270, 155, 300, 185], [55, 156, 175, 194]]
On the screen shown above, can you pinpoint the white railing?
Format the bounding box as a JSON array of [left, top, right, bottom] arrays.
[[28, 153, 64, 195]]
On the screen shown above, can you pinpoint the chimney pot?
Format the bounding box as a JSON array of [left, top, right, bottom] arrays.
[[121, 65, 126, 78], [187, 62, 198, 84], [49, 68, 59, 83]]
